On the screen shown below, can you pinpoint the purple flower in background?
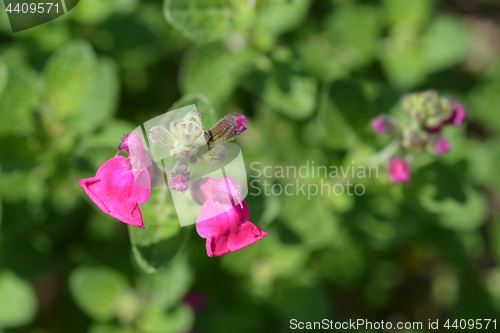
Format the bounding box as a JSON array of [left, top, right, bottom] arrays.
[[184, 291, 207, 314], [388, 157, 410, 184], [445, 102, 466, 127], [428, 134, 451, 155], [371, 114, 397, 135]]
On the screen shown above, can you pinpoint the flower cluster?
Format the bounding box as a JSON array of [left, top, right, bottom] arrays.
[[148, 110, 247, 193], [78, 111, 266, 257], [371, 90, 466, 183]]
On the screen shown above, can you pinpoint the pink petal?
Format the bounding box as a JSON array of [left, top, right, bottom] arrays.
[[118, 133, 153, 183], [234, 115, 247, 134], [388, 157, 410, 184], [446, 102, 466, 127], [78, 156, 150, 228], [191, 177, 218, 204], [196, 200, 267, 257]]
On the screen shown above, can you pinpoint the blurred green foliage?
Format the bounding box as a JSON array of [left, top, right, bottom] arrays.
[[0, 0, 500, 332]]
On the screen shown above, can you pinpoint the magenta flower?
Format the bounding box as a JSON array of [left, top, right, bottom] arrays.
[[371, 114, 398, 135], [195, 177, 267, 257], [445, 102, 466, 127], [428, 134, 451, 155], [78, 133, 152, 229], [234, 115, 247, 134], [388, 157, 410, 184]]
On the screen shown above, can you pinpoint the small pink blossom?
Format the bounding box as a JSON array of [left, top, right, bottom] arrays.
[[428, 134, 451, 155], [388, 157, 410, 184], [234, 115, 247, 134], [78, 133, 151, 229], [195, 177, 267, 257], [445, 102, 466, 127], [371, 115, 396, 134]]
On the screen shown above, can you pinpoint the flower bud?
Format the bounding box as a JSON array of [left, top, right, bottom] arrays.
[[234, 115, 247, 134], [445, 102, 466, 126], [388, 157, 410, 184], [427, 133, 451, 155], [149, 125, 177, 148], [371, 114, 398, 134], [197, 145, 227, 164], [170, 109, 207, 147], [169, 163, 191, 193], [402, 126, 429, 149]]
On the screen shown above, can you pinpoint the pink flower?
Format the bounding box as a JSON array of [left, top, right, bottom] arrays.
[[388, 157, 410, 184], [234, 115, 247, 134], [371, 115, 397, 134], [78, 133, 152, 229], [428, 134, 451, 155], [445, 102, 466, 127], [195, 177, 267, 257]]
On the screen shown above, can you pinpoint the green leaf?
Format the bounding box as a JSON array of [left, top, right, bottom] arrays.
[[491, 218, 500, 265], [422, 15, 470, 72], [0, 271, 37, 328], [88, 324, 135, 333], [171, 93, 217, 128], [71, 58, 120, 132], [0, 63, 38, 135], [0, 59, 7, 99], [68, 266, 129, 321], [253, 0, 311, 49], [380, 35, 428, 88], [129, 190, 190, 273], [136, 304, 194, 333], [138, 254, 193, 310], [328, 80, 372, 131], [164, 0, 255, 43], [247, 61, 318, 120], [44, 41, 96, 118], [295, 34, 348, 81], [73, 0, 138, 24], [383, 0, 433, 31], [325, 3, 382, 67], [179, 44, 255, 106]]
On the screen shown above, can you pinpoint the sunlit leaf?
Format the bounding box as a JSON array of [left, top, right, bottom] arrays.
[[44, 41, 96, 117], [0, 271, 37, 328], [68, 266, 129, 321], [164, 0, 255, 43]]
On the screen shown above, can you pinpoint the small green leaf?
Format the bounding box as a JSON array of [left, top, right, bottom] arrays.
[[68, 266, 129, 321], [0, 271, 38, 328], [171, 93, 217, 128], [164, 0, 255, 43], [73, 0, 138, 24], [253, 0, 311, 49], [0, 59, 7, 99], [44, 41, 96, 117], [88, 324, 135, 333], [129, 190, 189, 273], [0, 63, 38, 135], [422, 15, 470, 72], [247, 61, 318, 120], [179, 44, 255, 106], [138, 254, 193, 310], [383, 0, 433, 31], [136, 304, 194, 333], [325, 3, 382, 67], [72, 58, 120, 132], [328, 80, 372, 131]]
